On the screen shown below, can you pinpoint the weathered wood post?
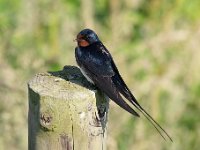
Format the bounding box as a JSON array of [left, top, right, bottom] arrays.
[[28, 66, 109, 150]]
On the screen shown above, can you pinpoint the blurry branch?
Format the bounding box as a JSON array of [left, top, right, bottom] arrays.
[[109, 0, 120, 44], [81, 0, 95, 29]]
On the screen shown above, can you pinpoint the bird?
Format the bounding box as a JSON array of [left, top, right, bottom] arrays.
[[74, 28, 172, 142]]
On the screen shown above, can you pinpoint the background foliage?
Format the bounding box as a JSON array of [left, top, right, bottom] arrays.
[[0, 0, 200, 149]]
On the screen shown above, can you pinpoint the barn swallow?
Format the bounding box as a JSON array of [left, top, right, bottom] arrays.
[[75, 29, 172, 141]]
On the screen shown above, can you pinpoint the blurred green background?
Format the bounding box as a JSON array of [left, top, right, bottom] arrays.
[[0, 0, 200, 149]]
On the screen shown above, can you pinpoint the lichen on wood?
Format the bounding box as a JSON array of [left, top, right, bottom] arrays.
[[28, 65, 109, 150]]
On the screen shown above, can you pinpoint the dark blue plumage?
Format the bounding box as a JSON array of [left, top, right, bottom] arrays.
[[75, 29, 172, 142]]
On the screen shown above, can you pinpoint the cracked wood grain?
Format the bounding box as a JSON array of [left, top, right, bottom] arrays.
[[28, 65, 108, 150]]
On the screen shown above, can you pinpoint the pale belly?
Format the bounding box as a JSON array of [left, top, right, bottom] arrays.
[[80, 68, 94, 84]]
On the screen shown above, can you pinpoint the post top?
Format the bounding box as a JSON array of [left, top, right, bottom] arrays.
[[28, 65, 96, 100]]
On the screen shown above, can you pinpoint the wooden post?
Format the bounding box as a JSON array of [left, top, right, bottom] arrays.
[[28, 66, 109, 150]]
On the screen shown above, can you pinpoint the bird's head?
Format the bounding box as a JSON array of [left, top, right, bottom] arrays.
[[75, 29, 100, 47]]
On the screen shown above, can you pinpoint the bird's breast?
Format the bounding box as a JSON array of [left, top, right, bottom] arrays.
[[75, 47, 94, 84], [80, 67, 94, 84]]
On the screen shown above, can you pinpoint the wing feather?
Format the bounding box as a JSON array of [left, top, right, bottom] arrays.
[[86, 70, 139, 117], [75, 43, 172, 141]]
